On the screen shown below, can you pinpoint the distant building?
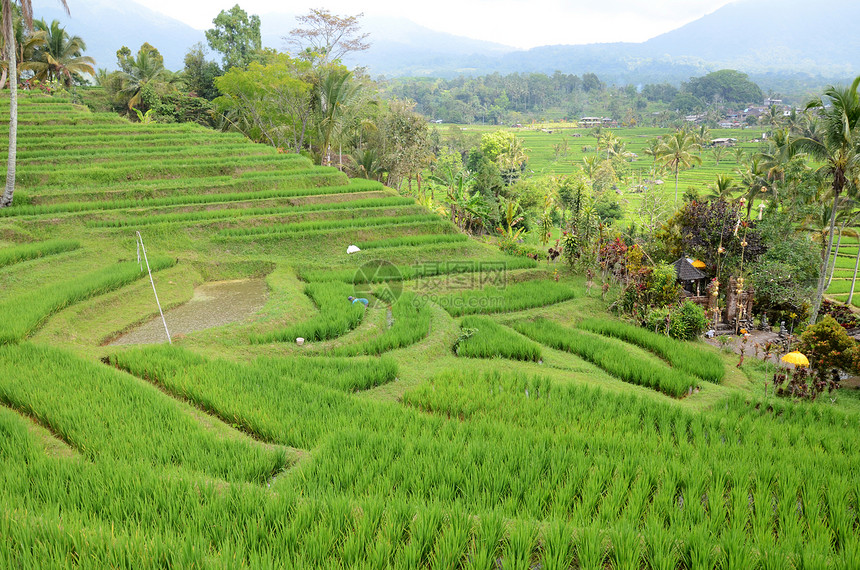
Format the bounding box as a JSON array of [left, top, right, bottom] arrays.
[[709, 137, 738, 147], [579, 117, 616, 128]]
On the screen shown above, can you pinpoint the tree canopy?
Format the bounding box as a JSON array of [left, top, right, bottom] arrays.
[[205, 4, 261, 71], [685, 70, 763, 105]]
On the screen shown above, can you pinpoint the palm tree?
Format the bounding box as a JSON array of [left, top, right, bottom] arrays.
[[656, 129, 701, 207], [826, 204, 859, 290], [1, 0, 69, 209], [118, 48, 178, 111], [24, 19, 94, 87], [756, 128, 801, 208], [313, 67, 361, 166], [793, 76, 860, 323], [737, 156, 768, 217], [706, 173, 738, 201], [0, 10, 45, 88], [711, 145, 725, 165]]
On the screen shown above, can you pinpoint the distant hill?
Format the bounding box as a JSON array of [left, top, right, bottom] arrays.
[[29, 0, 860, 86], [641, 0, 860, 76], [31, 0, 203, 71], [259, 13, 516, 77]]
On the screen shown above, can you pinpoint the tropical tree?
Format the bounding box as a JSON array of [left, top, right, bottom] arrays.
[[738, 156, 769, 217], [1, 0, 68, 209], [23, 19, 94, 86], [0, 9, 45, 88], [706, 173, 739, 201], [656, 129, 701, 207], [214, 54, 312, 152], [312, 66, 362, 166], [287, 8, 370, 64], [205, 4, 261, 71], [117, 44, 181, 111], [793, 76, 860, 323]]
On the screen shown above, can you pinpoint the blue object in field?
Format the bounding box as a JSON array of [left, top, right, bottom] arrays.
[[348, 296, 369, 307]]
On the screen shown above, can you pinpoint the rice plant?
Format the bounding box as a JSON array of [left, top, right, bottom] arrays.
[[0, 343, 286, 483], [331, 292, 431, 356], [455, 316, 542, 361], [578, 317, 724, 383], [87, 196, 415, 228], [0, 239, 79, 268], [218, 213, 440, 239], [512, 318, 695, 397], [438, 280, 576, 317], [250, 281, 366, 344], [0, 257, 175, 344], [358, 233, 468, 250], [1, 177, 374, 217]]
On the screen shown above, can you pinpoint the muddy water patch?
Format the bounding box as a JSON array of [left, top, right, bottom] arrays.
[[111, 278, 268, 345]]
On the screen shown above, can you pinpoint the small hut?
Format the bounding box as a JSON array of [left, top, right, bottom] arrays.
[[672, 257, 707, 296]]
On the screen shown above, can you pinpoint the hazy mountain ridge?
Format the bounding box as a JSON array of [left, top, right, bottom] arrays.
[[30, 0, 860, 85]]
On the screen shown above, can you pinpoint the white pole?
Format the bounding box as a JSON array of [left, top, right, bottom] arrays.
[[136, 231, 171, 344]]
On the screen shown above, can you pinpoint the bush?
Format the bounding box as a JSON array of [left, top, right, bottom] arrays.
[[644, 301, 708, 341], [820, 299, 860, 329], [797, 315, 860, 379]]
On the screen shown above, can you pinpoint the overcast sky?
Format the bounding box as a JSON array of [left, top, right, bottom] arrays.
[[142, 0, 739, 49]]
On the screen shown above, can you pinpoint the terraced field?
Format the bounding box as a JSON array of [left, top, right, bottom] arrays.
[[1, 94, 859, 568], [445, 123, 766, 223]]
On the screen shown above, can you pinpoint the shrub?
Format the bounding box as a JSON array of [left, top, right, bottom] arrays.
[[797, 316, 860, 380], [644, 301, 708, 341]]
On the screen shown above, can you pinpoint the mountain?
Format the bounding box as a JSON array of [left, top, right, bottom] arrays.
[[28, 0, 860, 85], [641, 0, 860, 76], [259, 13, 515, 77], [31, 0, 204, 71]]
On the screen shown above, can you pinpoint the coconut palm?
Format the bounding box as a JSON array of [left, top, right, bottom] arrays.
[[23, 19, 94, 87], [756, 128, 802, 208], [1, 0, 69, 209], [737, 156, 769, 217], [826, 204, 859, 290], [118, 48, 176, 110], [0, 10, 45, 88], [656, 129, 701, 207], [793, 76, 860, 323], [711, 145, 725, 165], [706, 173, 739, 201], [313, 66, 361, 166]]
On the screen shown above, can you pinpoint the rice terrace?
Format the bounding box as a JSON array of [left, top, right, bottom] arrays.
[[3, 1, 860, 568]]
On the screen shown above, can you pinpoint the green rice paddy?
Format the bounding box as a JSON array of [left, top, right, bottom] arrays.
[[0, 93, 857, 568]]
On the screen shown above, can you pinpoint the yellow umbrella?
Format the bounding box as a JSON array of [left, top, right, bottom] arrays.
[[692, 259, 706, 269], [781, 351, 809, 367]]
